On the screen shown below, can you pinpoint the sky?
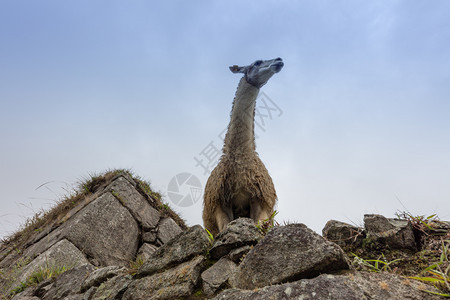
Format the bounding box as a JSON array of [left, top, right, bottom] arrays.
[[1, 1, 450, 239]]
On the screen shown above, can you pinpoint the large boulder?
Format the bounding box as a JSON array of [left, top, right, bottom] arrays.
[[62, 192, 140, 266], [233, 223, 350, 289], [20, 192, 140, 267], [215, 271, 440, 300]]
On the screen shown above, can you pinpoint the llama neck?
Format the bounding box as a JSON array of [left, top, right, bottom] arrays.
[[223, 77, 260, 155]]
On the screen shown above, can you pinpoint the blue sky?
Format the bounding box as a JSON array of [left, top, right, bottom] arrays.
[[1, 1, 450, 238]]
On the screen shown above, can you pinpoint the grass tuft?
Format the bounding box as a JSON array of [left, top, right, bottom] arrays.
[[256, 211, 279, 234], [9, 262, 70, 298]]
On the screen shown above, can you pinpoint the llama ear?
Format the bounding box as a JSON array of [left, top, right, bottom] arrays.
[[229, 65, 246, 74]]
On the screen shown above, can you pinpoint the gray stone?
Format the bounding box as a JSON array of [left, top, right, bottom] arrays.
[[138, 225, 210, 277], [322, 220, 365, 247], [91, 274, 132, 300], [21, 226, 64, 265], [80, 265, 126, 292], [233, 223, 350, 289], [63, 295, 84, 300], [82, 287, 97, 300], [364, 214, 416, 250], [228, 245, 252, 264], [142, 230, 157, 243], [105, 176, 161, 230], [0, 249, 19, 269], [156, 217, 183, 245], [136, 243, 158, 262], [11, 284, 40, 300], [123, 256, 205, 300], [21, 193, 140, 268], [214, 271, 440, 300], [41, 264, 95, 300], [201, 257, 237, 296], [12, 295, 40, 300], [17, 239, 92, 284], [63, 193, 140, 266], [210, 218, 263, 260]]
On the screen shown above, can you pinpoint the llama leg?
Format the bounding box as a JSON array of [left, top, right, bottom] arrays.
[[216, 204, 233, 232], [251, 200, 271, 224]]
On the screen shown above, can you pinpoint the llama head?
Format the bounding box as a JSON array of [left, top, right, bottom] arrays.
[[229, 57, 284, 88]]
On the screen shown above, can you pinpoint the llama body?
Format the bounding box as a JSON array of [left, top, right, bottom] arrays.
[[203, 58, 283, 235]]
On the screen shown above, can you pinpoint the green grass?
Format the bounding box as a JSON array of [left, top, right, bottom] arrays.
[[408, 239, 450, 297], [352, 253, 403, 272], [128, 257, 145, 276], [205, 228, 214, 245], [9, 263, 70, 298], [255, 210, 279, 234]]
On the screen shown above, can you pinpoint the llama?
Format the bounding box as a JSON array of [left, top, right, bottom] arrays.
[[203, 57, 284, 235]]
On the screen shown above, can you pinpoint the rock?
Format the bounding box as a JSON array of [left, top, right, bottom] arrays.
[[80, 265, 126, 292], [364, 214, 416, 250], [0, 249, 19, 269], [156, 217, 183, 245], [209, 218, 263, 260], [105, 176, 161, 230], [33, 279, 54, 299], [17, 239, 92, 284], [123, 256, 205, 300], [137, 225, 210, 277], [201, 257, 237, 296], [214, 271, 440, 300], [22, 193, 140, 268], [136, 244, 158, 262], [82, 287, 97, 300], [11, 283, 41, 300], [41, 264, 95, 300], [91, 274, 132, 300], [142, 230, 157, 243], [62, 295, 84, 300], [322, 220, 365, 247], [12, 296, 40, 300], [12, 293, 41, 300], [63, 192, 140, 266], [233, 223, 350, 289], [20, 226, 67, 266], [228, 245, 252, 263]]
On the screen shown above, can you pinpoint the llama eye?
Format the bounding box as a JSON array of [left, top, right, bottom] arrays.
[[254, 60, 263, 66]]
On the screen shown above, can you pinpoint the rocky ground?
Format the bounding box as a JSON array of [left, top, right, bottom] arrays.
[[0, 170, 449, 299]]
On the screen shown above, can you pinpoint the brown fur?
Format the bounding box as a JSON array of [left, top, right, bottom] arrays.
[[203, 77, 277, 236]]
